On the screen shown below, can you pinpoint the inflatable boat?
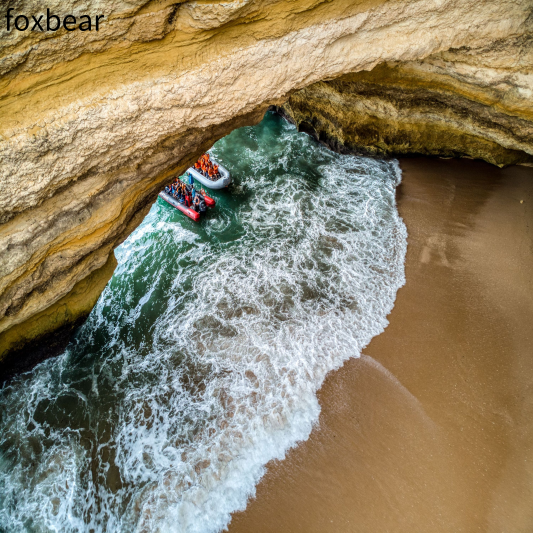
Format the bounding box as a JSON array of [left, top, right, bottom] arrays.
[[159, 191, 200, 221], [159, 187, 216, 222], [187, 160, 231, 190]]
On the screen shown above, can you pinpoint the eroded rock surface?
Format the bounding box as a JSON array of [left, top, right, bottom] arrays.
[[280, 38, 533, 165], [0, 0, 532, 368]]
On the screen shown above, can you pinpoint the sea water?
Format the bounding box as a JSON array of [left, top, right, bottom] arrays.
[[0, 112, 407, 532]]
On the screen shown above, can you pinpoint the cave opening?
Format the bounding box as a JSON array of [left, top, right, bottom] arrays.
[[0, 109, 409, 532]]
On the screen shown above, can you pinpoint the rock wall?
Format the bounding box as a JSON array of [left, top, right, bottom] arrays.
[[0, 0, 532, 370], [279, 38, 533, 166]]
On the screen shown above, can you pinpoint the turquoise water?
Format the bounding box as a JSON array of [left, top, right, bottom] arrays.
[[0, 112, 407, 532]]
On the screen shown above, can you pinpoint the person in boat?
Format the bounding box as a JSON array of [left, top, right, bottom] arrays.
[[193, 195, 201, 212], [188, 172, 194, 186], [176, 184, 184, 203], [198, 197, 206, 213]]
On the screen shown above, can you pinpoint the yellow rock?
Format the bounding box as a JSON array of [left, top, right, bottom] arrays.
[[0, 0, 532, 368]]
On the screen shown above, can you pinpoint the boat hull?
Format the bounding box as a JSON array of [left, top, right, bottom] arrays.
[[187, 162, 231, 190], [159, 191, 200, 222], [202, 194, 216, 208]]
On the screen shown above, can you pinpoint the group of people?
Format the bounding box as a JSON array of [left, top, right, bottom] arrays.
[[194, 153, 220, 180], [165, 177, 207, 213]]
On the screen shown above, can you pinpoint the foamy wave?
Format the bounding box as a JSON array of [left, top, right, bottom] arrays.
[[0, 113, 406, 533]]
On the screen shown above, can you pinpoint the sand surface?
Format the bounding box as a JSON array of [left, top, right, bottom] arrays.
[[228, 157, 533, 533]]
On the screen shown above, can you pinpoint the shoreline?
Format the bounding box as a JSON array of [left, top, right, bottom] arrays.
[[228, 157, 533, 532]]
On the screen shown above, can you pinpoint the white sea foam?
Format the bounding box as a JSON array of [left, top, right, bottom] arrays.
[[0, 116, 406, 532]]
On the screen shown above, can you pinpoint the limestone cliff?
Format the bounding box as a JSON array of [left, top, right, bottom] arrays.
[[279, 40, 533, 166], [0, 0, 532, 371]]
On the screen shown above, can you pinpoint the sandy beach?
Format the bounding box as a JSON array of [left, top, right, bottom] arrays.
[[228, 157, 533, 533]]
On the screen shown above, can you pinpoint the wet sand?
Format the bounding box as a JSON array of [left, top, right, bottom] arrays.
[[228, 158, 533, 532]]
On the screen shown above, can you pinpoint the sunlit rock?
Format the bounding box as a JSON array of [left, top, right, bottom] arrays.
[[0, 0, 531, 367]]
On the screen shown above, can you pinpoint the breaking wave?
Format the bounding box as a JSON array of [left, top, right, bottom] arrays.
[[0, 112, 407, 532]]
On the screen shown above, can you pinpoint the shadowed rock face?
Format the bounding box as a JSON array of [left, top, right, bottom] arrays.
[[0, 0, 532, 370], [279, 41, 533, 166]]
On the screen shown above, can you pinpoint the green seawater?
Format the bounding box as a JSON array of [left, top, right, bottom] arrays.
[[0, 112, 407, 533]]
